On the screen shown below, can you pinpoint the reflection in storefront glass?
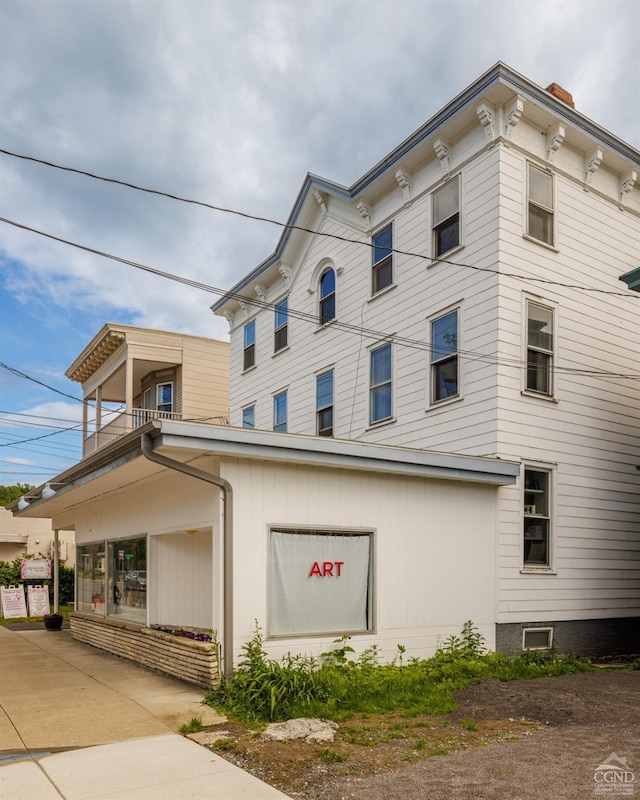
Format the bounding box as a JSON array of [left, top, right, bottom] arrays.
[[107, 537, 147, 625]]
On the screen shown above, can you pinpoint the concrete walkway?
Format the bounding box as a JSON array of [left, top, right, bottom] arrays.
[[0, 626, 290, 799]]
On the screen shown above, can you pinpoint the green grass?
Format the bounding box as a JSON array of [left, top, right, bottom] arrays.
[[0, 604, 74, 625], [179, 716, 203, 734], [205, 622, 594, 724]]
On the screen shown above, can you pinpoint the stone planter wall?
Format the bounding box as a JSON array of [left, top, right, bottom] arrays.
[[70, 613, 219, 689]]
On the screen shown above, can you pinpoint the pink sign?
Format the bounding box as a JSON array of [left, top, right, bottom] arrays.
[[20, 560, 52, 580]]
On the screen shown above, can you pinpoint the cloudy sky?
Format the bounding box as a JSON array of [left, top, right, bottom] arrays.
[[0, 0, 639, 486]]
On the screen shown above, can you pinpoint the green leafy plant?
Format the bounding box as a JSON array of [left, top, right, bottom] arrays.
[[179, 716, 203, 734]]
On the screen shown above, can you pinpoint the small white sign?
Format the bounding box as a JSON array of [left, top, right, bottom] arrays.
[[27, 585, 51, 617], [21, 560, 52, 580], [1, 586, 28, 619]]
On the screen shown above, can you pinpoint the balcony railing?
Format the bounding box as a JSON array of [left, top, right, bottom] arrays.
[[132, 408, 183, 428]]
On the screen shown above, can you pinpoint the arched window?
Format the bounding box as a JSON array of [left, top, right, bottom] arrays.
[[319, 268, 336, 324]]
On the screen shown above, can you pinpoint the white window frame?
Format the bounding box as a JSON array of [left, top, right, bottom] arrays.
[[371, 223, 393, 295], [526, 163, 554, 246], [242, 404, 255, 429], [156, 382, 173, 414], [274, 297, 288, 353], [369, 341, 393, 425], [319, 268, 336, 325], [316, 369, 334, 437], [523, 466, 553, 569], [432, 174, 461, 258], [429, 306, 460, 405], [522, 627, 554, 650], [273, 390, 287, 433], [524, 298, 556, 398], [243, 320, 256, 371]]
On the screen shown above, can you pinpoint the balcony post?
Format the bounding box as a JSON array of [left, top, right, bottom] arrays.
[[125, 357, 134, 432]]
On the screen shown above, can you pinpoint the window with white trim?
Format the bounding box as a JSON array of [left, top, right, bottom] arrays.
[[526, 301, 554, 396], [316, 369, 334, 437], [431, 309, 459, 403], [273, 390, 287, 433], [243, 320, 256, 370], [242, 405, 255, 429], [156, 382, 173, 413], [274, 298, 288, 352], [369, 342, 392, 424], [319, 268, 336, 324], [372, 224, 393, 294], [269, 528, 373, 636], [523, 468, 551, 567], [527, 164, 553, 245], [433, 176, 460, 257], [523, 627, 553, 650]]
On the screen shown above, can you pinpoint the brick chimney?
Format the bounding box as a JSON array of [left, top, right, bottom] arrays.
[[545, 82, 575, 109]]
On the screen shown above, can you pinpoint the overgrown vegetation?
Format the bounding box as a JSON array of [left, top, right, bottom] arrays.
[[206, 621, 593, 723], [0, 484, 35, 507], [0, 558, 75, 605]]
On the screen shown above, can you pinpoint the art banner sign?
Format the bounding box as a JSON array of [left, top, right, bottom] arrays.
[[21, 559, 52, 580], [0, 586, 27, 619], [27, 585, 51, 617]]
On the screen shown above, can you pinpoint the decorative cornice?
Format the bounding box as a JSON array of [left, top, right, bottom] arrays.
[[312, 188, 328, 215], [223, 312, 233, 327], [433, 138, 451, 178], [278, 263, 292, 287], [394, 168, 412, 204], [584, 148, 603, 186], [546, 124, 565, 163], [620, 169, 637, 201], [476, 102, 496, 144], [239, 301, 248, 313], [504, 95, 524, 139], [254, 284, 266, 299]]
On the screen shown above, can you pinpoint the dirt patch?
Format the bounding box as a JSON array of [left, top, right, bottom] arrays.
[[204, 670, 640, 800]]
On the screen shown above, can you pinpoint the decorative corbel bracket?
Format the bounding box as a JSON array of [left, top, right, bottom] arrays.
[[238, 300, 248, 313], [620, 169, 637, 202], [433, 138, 451, 179], [254, 283, 266, 300], [584, 148, 603, 186], [355, 200, 371, 230], [546, 124, 565, 163], [504, 95, 524, 140], [278, 263, 292, 287], [223, 312, 234, 328], [312, 188, 328, 216], [395, 168, 412, 205], [477, 102, 496, 144]]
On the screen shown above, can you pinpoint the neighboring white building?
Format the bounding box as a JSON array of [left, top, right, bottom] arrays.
[[214, 62, 640, 656]]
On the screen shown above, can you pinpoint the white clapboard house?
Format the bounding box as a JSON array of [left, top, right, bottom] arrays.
[[214, 62, 640, 657]]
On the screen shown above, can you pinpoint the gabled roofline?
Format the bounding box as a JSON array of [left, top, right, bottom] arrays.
[[213, 61, 640, 315]]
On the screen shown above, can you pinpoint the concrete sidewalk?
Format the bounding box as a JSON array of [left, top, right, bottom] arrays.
[[0, 626, 290, 799]]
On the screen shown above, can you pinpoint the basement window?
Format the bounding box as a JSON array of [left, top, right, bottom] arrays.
[[523, 627, 553, 650]]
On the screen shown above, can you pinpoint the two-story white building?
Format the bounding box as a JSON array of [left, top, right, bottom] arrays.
[[214, 62, 640, 656]]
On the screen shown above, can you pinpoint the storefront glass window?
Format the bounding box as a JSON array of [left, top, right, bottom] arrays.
[[77, 543, 106, 615], [108, 537, 147, 625]]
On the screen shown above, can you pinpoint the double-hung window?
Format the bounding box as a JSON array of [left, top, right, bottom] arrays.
[[316, 369, 334, 437], [526, 301, 554, 396], [431, 309, 459, 403], [243, 320, 256, 370], [242, 405, 255, 429], [319, 268, 336, 324], [156, 382, 173, 414], [527, 164, 554, 245], [523, 468, 551, 566], [274, 298, 288, 352], [372, 224, 393, 294], [433, 176, 460, 257], [273, 391, 287, 432], [370, 343, 392, 424]]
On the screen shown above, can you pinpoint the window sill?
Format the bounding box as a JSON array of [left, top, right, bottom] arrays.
[[368, 283, 397, 303], [315, 319, 337, 333], [519, 567, 557, 575], [241, 365, 257, 375], [272, 346, 291, 358], [366, 416, 397, 431], [427, 243, 465, 268], [520, 390, 558, 403], [427, 393, 463, 411], [522, 234, 559, 253]]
